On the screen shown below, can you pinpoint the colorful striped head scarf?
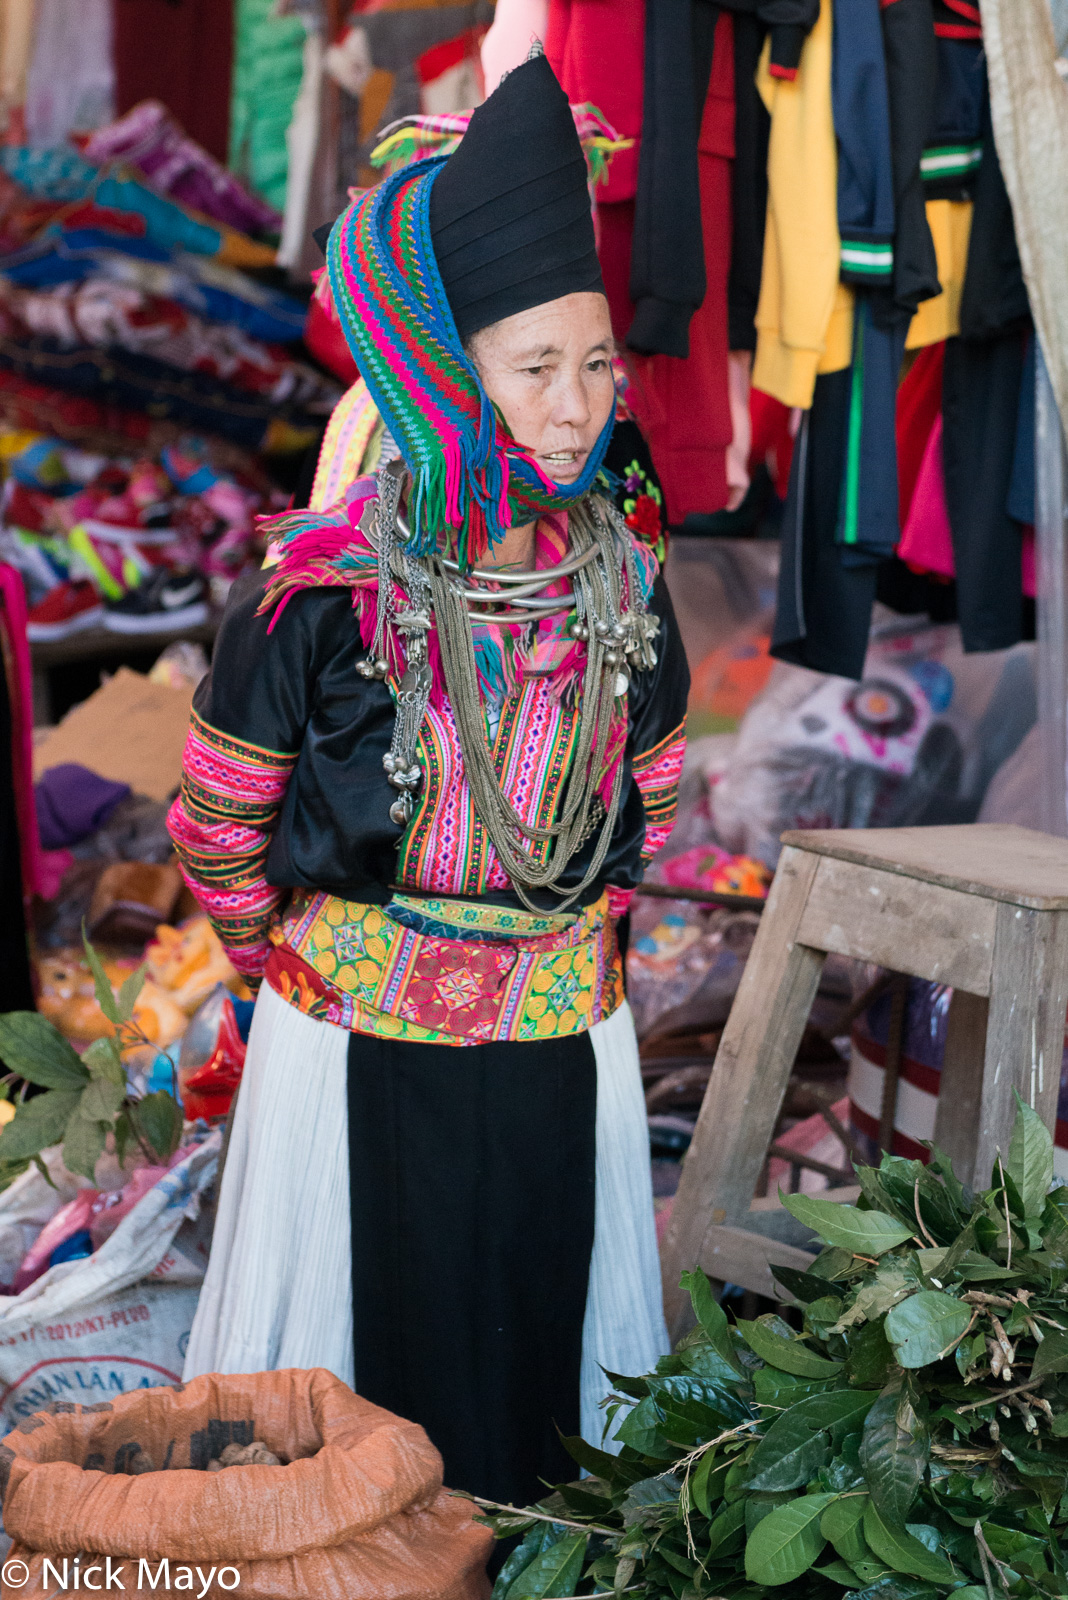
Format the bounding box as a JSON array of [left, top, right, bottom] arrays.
[[325, 157, 615, 570]]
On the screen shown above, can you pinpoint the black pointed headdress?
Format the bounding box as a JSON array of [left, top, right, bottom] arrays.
[[428, 52, 605, 341], [315, 51, 615, 561]]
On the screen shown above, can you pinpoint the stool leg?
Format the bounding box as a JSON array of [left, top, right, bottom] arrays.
[[976, 904, 1068, 1185], [934, 989, 989, 1187], [660, 846, 825, 1335]]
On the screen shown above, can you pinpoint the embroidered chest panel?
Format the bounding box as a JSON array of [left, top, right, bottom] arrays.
[[395, 674, 579, 896]]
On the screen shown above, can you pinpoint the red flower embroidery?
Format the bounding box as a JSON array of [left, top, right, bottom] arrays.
[[625, 494, 662, 540]]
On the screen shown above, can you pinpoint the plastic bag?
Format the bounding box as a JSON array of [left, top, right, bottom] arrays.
[[0, 1146, 93, 1292], [13, 1190, 102, 1296], [177, 985, 247, 1122], [2, 1369, 492, 1599], [146, 918, 248, 1015], [0, 1136, 218, 1429], [627, 900, 761, 1040], [709, 621, 1037, 868]]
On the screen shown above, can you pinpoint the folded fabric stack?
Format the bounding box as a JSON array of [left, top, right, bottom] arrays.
[[0, 428, 286, 638], [78, 99, 283, 240], [0, 275, 329, 412], [0, 102, 338, 639], [0, 152, 339, 450], [0, 124, 280, 269]]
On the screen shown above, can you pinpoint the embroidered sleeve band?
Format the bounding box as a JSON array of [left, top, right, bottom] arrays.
[[632, 720, 686, 863], [167, 710, 298, 979]]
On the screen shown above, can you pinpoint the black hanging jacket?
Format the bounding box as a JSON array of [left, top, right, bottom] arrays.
[[628, 0, 818, 359], [878, 0, 940, 318]]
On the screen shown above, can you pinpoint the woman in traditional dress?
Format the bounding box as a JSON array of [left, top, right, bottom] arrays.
[[169, 53, 689, 1508]]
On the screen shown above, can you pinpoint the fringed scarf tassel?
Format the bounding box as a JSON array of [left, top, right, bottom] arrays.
[[370, 104, 633, 192], [405, 404, 516, 567], [256, 486, 377, 632]]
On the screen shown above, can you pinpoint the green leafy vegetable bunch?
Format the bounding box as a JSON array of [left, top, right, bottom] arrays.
[[0, 933, 184, 1190], [478, 1094, 1068, 1600]]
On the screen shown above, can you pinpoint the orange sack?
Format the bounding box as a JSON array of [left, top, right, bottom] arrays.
[[0, 1368, 492, 1598]]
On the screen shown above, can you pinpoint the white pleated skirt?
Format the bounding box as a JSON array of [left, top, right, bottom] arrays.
[[184, 982, 668, 1448]]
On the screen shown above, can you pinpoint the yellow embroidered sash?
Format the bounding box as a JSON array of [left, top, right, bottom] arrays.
[[266, 889, 624, 1047]]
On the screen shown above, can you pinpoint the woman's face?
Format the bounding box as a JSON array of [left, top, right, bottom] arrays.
[[466, 291, 615, 486]]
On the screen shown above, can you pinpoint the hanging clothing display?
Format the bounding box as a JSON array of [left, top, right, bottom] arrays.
[[942, 333, 1027, 649], [880, 0, 940, 318], [548, 0, 763, 524], [728, 12, 771, 352], [112, 0, 234, 169], [980, 0, 1068, 447], [229, 0, 308, 214], [891, 63, 1034, 654], [833, 0, 895, 289], [770, 0, 892, 671], [772, 368, 879, 678], [766, 0, 1038, 677], [753, 0, 853, 410], [0, 0, 35, 142], [626, 13, 735, 523], [23, 0, 114, 149], [331, 1, 494, 187], [540, 0, 825, 522], [171, 54, 688, 1507]]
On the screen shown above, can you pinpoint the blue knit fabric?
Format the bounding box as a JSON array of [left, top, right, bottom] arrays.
[[832, 0, 896, 285]]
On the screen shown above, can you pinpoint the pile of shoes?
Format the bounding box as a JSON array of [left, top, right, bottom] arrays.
[[0, 429, 285, 638]]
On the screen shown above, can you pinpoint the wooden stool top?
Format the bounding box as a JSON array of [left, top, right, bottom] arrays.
[[780, 824, 1068, 911]]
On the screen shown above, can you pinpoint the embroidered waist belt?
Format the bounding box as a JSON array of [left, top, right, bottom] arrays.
[[266, 889, 623, 1046]]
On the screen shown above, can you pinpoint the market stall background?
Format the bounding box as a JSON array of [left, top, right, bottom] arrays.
[[0, 0, 1065, 1509]]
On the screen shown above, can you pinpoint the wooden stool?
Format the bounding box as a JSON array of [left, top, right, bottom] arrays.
[[660, 824, 1068, 1337]]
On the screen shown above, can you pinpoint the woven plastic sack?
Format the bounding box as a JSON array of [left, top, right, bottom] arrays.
[[0, 1368, 492, 1598], [0, 1137, 218, 1429]]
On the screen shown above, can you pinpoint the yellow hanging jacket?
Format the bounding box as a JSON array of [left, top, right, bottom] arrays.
[[753, 0, 854, 408]]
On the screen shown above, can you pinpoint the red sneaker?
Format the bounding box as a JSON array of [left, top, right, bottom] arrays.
[[3, 480, 51, 533], [26, 579, 104, 640]]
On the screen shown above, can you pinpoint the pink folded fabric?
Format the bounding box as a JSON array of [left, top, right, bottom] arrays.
[[897, 413, 955, 579], [898, 413, 1038, 600], [82, 100, 280, 236], [1022, 525, 1036, 599]]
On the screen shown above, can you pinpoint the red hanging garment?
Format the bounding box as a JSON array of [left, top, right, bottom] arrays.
[[548, 0, 735, 524], [112, 0, 234, 166], [896, 339, 945, 527]]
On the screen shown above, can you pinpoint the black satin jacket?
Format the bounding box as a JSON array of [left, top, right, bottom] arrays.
[[189, 564, 689, 914]]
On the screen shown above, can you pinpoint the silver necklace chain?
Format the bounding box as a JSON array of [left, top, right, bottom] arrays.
[[356, 462, 660, 908]]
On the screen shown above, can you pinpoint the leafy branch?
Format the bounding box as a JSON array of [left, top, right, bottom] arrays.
[[0, 929, 184, 1190], [480, 1093, 1068, 1600]]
